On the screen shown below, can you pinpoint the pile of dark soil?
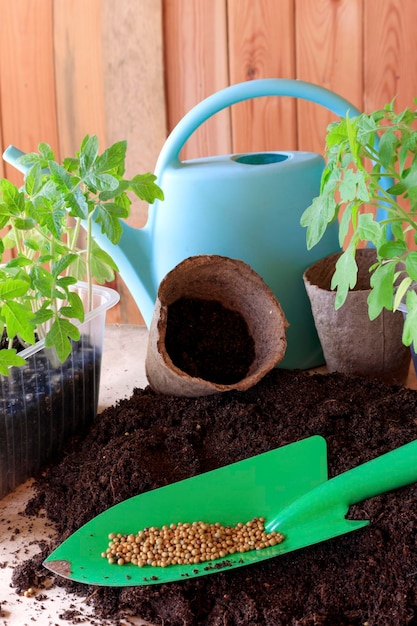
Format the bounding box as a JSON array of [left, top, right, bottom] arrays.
[[12, 368, 417, 626]]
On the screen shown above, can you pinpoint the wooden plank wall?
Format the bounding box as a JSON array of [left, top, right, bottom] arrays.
[[0, 0, 166, 324], [1, 0, 417, 324], [164, 0, 417, 157]]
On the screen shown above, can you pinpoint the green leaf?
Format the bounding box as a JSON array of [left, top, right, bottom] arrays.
[[0, 349, 27, 376], [68, 291, 85, 320], [129, 173, 164, 204], [356, 114, 378, 147], [386, 181, 406, 196], [49, 160, 73, 190], [0, 203, 13, 229], [0, 278, 30, 300], [325, 118, 349, 149], [90, 244, 118, 284], [38, 142, 55, 161], [85, 172, 120, 193], [16, 151, 46, 169], [56, 275, 78, 288], [79, 135, 99, 175], [300, 192, 338, 249], [0, 179, 25, 214], [378, 129, 397, 169], [66, 255, 86, 282], [405, 251, 417, 281], [52, 253, 78, 278], [65, 188, 89, 219], [62, 156, 79, 173], [4, 256, 32, 269], [399, 136, 415, 172], [402, 290, 417, 348], [45, 317, 81, 362], [37, 253, 55, 265], [94, 202, 127, 244], [28, 194, 59, 234], [356, 173, 371, 202], [401, 163, 417, 189], [393, 276, 413, 310], [339, 169, 360, 202], [58, 291, 85, 323], [331, 248, 358, 309], [24, 162, 43, 196], [340, 169, 370, 203], [14, 217, 36, 230], [338, 202, 354, 247], [345, 115, 360, 162], [32, 268, 55, 298], [97, 180, 128, 202], [367, 262, 396, 318], [378, 240, 407, 258], [94, 140, 127, 173], [41, 201, 67, 239], [357, 213, 382, 246], [32, 304, 54, 325], [35, 177, 61, 202], [1, 301, 35, 344], [391, 220, 406, 242]]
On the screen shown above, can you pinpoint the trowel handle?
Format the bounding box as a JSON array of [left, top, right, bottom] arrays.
[[333, 439, 417, 506], [272, 439, 417, 532], [155, 78, 361, 173], [311, 439, 417, 511]]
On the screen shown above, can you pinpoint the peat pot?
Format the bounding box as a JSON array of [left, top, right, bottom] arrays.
[[303, 249, 411, 384], [146, 255, 288, 397], [0, 282, 119, 498]]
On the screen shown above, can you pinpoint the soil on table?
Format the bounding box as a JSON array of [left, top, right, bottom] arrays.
[[11, 366, 417, 626]]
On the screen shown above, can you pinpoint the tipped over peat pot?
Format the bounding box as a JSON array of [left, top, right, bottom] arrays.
[[145, 255, 289, 397], [0, 282, 119, 498], [303, 248, 411, 384]]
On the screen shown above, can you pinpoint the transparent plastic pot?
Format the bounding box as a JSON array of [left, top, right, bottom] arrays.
[[0, 282, 119, 498]]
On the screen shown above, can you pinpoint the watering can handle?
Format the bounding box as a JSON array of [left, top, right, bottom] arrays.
[[155, 78, 362, 172]]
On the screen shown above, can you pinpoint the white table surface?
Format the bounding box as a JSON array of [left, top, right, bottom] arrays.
[[0, 325, 151, 626]]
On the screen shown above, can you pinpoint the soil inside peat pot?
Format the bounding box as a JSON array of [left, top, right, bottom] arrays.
[[164, 297, 256, 383], [12, 369, 417, 626]]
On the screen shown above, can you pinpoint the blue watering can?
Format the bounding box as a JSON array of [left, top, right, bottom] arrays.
[[3, 78, 362, 370]]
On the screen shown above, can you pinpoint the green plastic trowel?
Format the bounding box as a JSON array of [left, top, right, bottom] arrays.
[[43, 436, 417, 586]]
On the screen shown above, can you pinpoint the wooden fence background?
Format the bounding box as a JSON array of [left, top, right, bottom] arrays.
[[1, 0, 416, 324]]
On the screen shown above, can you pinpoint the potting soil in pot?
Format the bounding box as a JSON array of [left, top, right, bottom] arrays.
[[0, 335, 101, 497], [11, 365, 417, 625], [165, 297, 255, 383]]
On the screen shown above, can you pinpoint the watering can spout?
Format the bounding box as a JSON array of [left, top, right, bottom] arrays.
[[91, 219, 156, 325], [2, 144, 158, 326]]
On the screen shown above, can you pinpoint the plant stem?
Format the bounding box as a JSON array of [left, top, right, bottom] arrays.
[[10, 221, 24, 257], [86, 212, 93, 312], [69, 217, 82, 252]]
